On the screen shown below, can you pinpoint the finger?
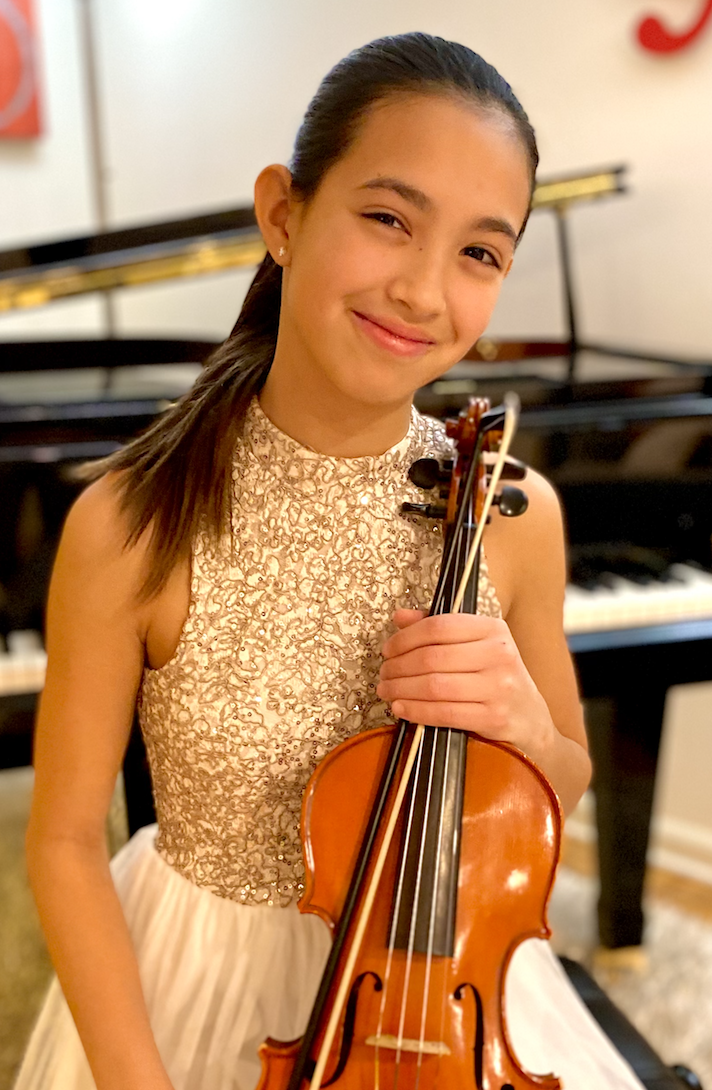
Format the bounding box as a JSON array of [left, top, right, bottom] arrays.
[[382, 612, 509, 659], [379, 640, 502, 680], [378, 672, 498, 706], [391, 609, 427, 630], [388, 699, 500, 735]]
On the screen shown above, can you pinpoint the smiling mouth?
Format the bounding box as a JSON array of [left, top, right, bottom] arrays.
[[353, 311, 436, 346]]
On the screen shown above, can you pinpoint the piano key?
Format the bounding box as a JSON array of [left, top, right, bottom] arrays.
[[0, 630, 47, 696], [564, 563, 712, 634]]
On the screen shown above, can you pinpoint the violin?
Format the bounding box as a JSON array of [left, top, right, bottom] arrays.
[[257, 396, 563, 1090]]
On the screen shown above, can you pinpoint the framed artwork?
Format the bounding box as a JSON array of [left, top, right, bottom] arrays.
[[0, 0, 41, 137]]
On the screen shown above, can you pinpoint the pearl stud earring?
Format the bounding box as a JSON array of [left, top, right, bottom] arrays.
[[278, 246, 286, 258]]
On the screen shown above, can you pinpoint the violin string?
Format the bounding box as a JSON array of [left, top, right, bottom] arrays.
[[404, 438, 474, 1081], [392, 725, 439, 1082], [413, 484, 472, 1083], [451, 396, 519, 616], [429, 414, 487, 618], [372, 439, 473, 1076], [400, 491, 465, 1083], [372, 726, 428, 1076], [408, 471, 470, 1083], [415, 727, 454, 1087]]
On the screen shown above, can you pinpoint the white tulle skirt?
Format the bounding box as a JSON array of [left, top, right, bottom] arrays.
[[15, 825, 644, 1090]]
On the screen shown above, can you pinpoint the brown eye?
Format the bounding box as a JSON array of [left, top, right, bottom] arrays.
[[463, 246, 499, 269], [363, 212, 405, 230]]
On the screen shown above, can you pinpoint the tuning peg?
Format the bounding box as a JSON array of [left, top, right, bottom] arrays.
[[400, 502, 448, 519], [408, 458, 453, 490], [493, 486, 528, 517], [482, 453, 528, 481]]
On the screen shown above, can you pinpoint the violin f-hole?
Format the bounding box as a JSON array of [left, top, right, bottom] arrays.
[[321, 971, 382, 1087], [454, 981, 485, 1089]]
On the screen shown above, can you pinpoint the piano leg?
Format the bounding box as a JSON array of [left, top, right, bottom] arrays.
[[584, 688, 667, 948]]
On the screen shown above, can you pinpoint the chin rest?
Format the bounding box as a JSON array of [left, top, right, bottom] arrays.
[[559, 956, 705, 1089]]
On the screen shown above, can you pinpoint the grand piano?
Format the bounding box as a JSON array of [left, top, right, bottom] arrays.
[[3, 176, 712, 959]]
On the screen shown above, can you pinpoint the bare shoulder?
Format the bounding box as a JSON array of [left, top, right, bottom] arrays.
[[54, 474, 189, 668], [484, 468, 567, 619], [60, 473, 145, 570], [48, 473, 156, 650]]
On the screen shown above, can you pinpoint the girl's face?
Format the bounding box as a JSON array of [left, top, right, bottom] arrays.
[[278, 93, 532, 411]]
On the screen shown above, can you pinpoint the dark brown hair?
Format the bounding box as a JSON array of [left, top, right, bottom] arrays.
[[89, 32, 538, 596]]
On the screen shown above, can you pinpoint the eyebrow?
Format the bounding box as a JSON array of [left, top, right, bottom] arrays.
[[358, 176, 519, 247]]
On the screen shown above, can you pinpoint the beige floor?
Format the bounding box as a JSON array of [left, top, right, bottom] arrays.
[[562, 834, 712, 924], [553, 836, 712, 1087], [2, 767, 711, 1089], [0, 768, 53, 1090]]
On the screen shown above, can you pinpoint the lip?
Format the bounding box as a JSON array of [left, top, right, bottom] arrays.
[[352, 310, 436, 358]]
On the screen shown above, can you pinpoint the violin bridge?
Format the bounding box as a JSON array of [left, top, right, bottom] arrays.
[[364, 1034, 451, 1056]]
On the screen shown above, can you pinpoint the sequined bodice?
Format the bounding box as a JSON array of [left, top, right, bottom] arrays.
[[139, 399, 501, 907]]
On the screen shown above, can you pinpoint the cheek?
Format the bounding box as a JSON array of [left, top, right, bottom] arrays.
[[302, 214, 398, 303], [290, 229, 371, 323], [449, 278, 505, 343]]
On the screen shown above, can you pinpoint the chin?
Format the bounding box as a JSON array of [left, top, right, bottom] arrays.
[[333, 370, 421, 410], [334, 350, 448, 408]]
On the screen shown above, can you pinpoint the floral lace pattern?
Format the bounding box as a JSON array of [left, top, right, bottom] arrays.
[[139, 398, 501, 907]]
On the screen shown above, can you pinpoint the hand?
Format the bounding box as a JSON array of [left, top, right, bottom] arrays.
[[377, 609, 556, 759]]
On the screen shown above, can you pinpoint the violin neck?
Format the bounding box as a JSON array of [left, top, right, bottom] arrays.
[[391, 487, 481, 958], [391, 726, 467, 957]]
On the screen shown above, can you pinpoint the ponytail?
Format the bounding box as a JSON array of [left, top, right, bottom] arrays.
[[82, 253, 281, 596]]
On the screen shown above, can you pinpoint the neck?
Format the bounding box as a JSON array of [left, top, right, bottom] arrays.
[[259, 352, 414, 458]]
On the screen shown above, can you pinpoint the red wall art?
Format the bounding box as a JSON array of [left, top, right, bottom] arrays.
[[0, 0, 41, 137], [637, 0, 712, 53]]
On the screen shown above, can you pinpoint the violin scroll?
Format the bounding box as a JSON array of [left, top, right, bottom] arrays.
[[404, 397, 530, 525]]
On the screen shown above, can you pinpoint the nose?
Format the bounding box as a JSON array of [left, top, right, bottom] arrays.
[[386, 245, 448, 322]]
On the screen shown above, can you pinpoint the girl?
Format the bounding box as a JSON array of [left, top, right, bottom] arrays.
[[17, 31, 644, 1090]]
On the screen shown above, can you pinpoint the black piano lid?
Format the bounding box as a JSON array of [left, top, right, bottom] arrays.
[[0, 207, 257, 277], [0, 339, 218, 373], [520, 390, 712, 428]]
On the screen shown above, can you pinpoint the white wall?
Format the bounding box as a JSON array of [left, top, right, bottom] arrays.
[[2, 0, 712, 349], [3, 0, 94, 245]]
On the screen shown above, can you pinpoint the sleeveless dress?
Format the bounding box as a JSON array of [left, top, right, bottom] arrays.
[[14, 398, 644, 1090]]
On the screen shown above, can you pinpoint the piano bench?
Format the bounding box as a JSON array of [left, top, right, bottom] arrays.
[[559, 956, 704, 1089]]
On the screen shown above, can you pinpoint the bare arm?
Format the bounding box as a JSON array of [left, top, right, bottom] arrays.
[[26, 478, 176, 1090], [485, 469, 591, 813], [378, 470, 591, 815]]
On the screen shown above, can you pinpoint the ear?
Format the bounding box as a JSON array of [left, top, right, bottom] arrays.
[[254, 164, 296, 266]]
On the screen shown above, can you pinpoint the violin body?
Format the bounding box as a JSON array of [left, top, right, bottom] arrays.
[[257, 723, 563, 1089]]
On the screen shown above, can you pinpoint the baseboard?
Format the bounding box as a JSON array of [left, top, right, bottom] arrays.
[[565, 792, 712, 887]]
